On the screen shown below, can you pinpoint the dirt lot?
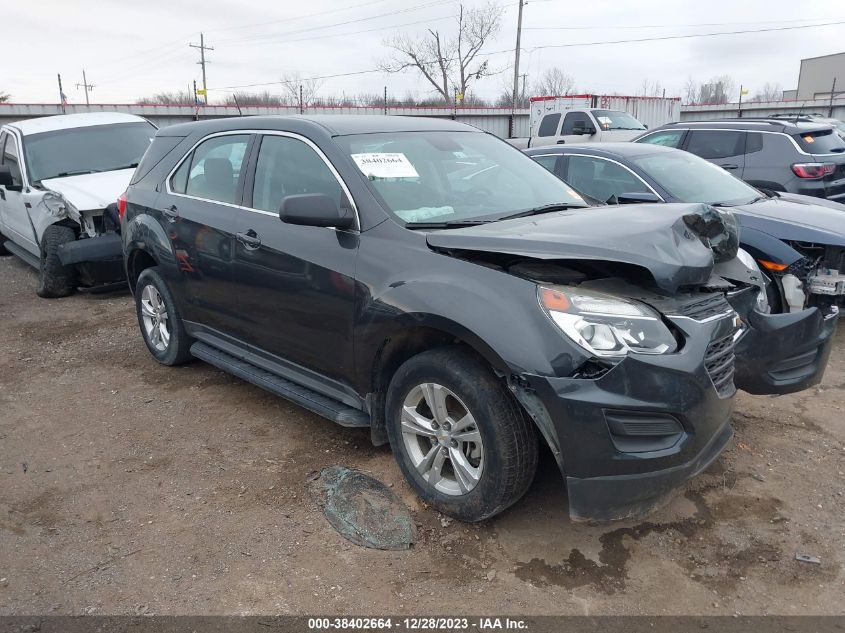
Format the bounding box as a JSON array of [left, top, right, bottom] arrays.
[[1, 254, 844, 616]]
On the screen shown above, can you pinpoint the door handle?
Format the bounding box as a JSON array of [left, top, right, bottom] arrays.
[[720, 164, 739, 170], [556, 140, 566, 144], [162, 204, 179, 221], [236, 230, 261, 249]]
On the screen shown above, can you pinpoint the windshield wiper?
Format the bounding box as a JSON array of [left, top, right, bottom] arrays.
[[405, 219, 496, 229], [53, 169, 101, 178], [110, 162, 140, 171], [493, 202, 589, 222]]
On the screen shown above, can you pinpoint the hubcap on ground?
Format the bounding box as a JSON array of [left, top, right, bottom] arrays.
[[400, 382, 484, 496], [140, 284, 171, 352]]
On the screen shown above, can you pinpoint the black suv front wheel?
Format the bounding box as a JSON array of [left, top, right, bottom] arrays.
[[386, 347, 538, 522]]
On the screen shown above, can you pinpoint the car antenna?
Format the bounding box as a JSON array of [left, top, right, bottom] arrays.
[[232, 93, 243, 117], [794, 102, 804, 125]]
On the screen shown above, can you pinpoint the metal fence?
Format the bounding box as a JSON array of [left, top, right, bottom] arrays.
[[680, 97, 845, 121], [0, 103, 531, 138]]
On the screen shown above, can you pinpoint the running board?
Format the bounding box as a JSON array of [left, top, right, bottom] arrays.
[[190, 341, 370, 428], [4, 240, 40, 270]]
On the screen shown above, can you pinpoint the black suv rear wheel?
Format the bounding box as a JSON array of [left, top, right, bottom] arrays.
[[135, 267, 193, 366], [386, 347, 538, 522]]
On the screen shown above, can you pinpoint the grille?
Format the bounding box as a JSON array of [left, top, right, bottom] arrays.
[[676, 294, 732, 321], [705, 334, 736, 398]]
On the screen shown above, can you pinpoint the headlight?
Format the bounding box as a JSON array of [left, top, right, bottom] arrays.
[[538, 286, 677, 358], [41, 192, 76, 218], [736, 248, 770, 314]]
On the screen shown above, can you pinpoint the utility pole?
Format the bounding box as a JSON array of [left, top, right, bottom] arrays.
[[189, 33, 213, 104], [520, 73, 528, 103], [57, 74, 66, 114], [76, 69, 94, 106], [384, 86, 388, 115], [738, 84, 744, 118], [829, 77, 837, 117], [510, 0, 525, 137], [299, 84, 304, 114]]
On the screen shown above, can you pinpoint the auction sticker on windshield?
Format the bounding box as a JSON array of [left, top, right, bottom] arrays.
[[352, 153, 419, 179]]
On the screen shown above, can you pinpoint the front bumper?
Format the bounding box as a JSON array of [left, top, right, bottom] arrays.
[[57, 232, 126, 285], [729, 289, 838, 395], [521, 312, 738, 522]]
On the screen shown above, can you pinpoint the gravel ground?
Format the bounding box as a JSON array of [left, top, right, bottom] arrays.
[[1, 255, 843, 616]]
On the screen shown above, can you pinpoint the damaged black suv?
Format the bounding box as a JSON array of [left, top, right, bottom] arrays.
[[121, 116, 837, 523]]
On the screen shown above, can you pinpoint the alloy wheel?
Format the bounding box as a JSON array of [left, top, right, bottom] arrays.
[[140, 284, 171, 352], [400, 382, 484, 496]]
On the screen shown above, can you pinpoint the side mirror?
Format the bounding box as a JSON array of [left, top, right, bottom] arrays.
[[572, 123, 596, 135], [0, 165, 22, 191], [279, 193, 354, 230], [616, 192, 661, 205]]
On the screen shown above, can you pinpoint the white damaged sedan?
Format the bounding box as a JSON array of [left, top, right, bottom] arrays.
[[0, 112, 155, 297]]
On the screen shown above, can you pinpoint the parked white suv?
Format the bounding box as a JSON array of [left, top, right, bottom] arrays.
[[0, 112, 155, 297]]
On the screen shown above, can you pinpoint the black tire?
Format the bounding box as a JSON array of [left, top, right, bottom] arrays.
[[0, 232, 10, 256], [385, 346, 538, 522], [135, 267, 193, 366], [36, 225, 78, 298]]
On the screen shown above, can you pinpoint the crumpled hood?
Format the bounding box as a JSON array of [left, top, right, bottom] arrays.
[[426, 203, 729, 293], [40, 169, 134, 211], [734, 196, 845, 247]]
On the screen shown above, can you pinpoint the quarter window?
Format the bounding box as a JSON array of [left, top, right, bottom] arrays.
[[564, 156, 651, 202], [636, 130, 684, 148], [251, 135, 343, 213], [532, 155, 559, 174], [537, 113, 561, 137], [174, 134, 250, 204], [685, 130, 745, 160]]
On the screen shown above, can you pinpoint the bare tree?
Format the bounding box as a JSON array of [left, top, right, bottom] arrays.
[[280, 72, 322, 107], [532, 67, 576, 97], [683, 76, 698, 104], [135, 90, 196, 105], [638, 78, 664, 97], [381, 2, 503, 104], [750, 82, 783, 102], [0, 91, 9, 103], [223, 90, 284, 107]]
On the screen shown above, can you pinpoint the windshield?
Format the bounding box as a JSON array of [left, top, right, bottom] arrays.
[[25, 122, 156, 183], [792, 128, 845, 154], [335, 131, 586, 224], [630, 150, 761, 205], [592, 110, 646, 131]]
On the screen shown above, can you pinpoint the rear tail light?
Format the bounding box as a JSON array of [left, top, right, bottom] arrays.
[[117, 192, 127, 220], [791, 162, 836, 179]]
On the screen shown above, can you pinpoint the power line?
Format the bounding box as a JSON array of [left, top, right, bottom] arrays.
[[219, 13, 456, 49], [522, 20, 845, 52], [523, 16, 845, 30], [202, 0, 392, 35], [213, 0, 456, 45]]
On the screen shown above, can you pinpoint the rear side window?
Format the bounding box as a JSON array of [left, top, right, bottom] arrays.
[[636, 130, 684, 148], [793, 129, 845, 154], [685, 130, 745, 159], [537, 113, 561, 137], [745, 132, 764, 154], [173, 134, 250, 204], [251, 135, 342, 213]]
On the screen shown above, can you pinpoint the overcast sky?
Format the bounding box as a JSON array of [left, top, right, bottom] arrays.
[[3, 0, 844, 104]]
